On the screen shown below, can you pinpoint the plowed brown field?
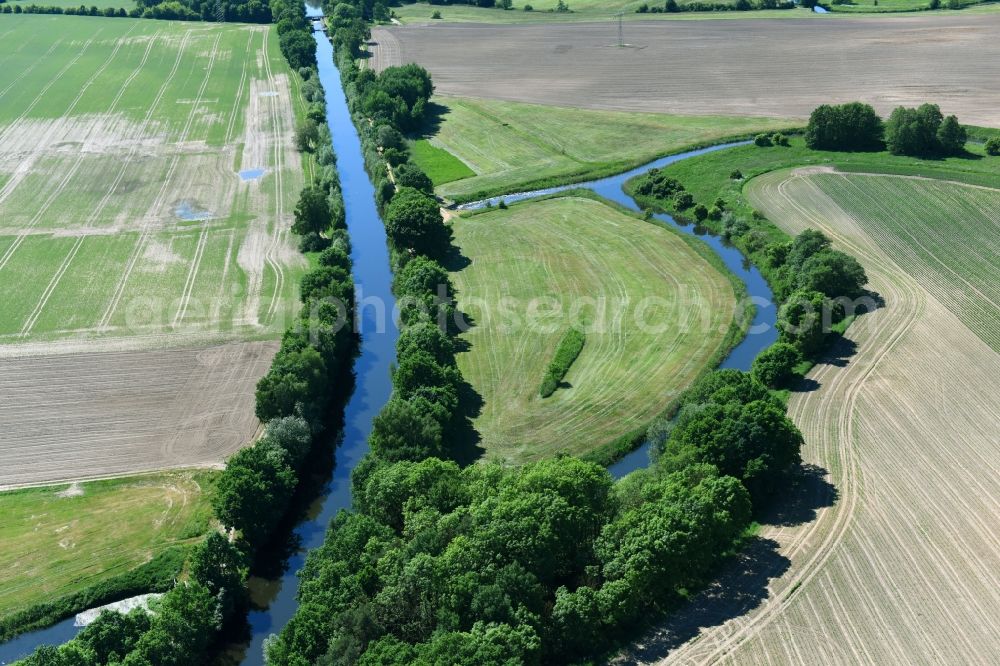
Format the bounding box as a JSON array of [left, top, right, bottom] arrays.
[[371, 15, 1000, 126]]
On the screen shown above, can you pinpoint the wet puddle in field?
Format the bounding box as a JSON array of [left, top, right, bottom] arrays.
[[173, 200, 214, 221], [239, 167, 266, 181]]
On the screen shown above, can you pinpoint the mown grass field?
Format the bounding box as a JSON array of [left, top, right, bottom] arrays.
[[450, 195, 738, 461], [408, 137, 474, 184], [0, 15, 308, 348], [0, 471, 215, 622], [416, 97, 793, 201]]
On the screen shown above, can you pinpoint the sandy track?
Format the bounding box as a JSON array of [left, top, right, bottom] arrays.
[[0, 341, 278, 489], [372, 15, 1000, 126], [617, 171, 1000, 664]]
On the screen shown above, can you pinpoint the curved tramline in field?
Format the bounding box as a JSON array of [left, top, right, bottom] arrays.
[[645, 168, 1000, 664], [450, 195, 740, 461], [0, 16, 310, 487]]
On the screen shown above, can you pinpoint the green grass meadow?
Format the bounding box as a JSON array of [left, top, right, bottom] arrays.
[[420, 97, 795, 201], [409, 137, 475, 184], [0, 471, 216, 623], [0, 15, 309, 346], [450, 195, 739, 462]]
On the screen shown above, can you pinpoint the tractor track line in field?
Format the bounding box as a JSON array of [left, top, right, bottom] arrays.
[[260, 28, 286, 326], [224, 27, 257, 145], [19, 236, 86, 337], [99, 30, 220, 331], [0, 37, 63, 102], [0, 33, 101, 146], [172, 228, 209, 328]]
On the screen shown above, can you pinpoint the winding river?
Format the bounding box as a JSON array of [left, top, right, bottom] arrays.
[[0, 12, 777, 663]]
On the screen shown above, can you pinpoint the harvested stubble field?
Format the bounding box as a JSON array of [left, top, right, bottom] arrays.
[[0, 15, 307, 486], [0, 342, 276, 488], [371, 14, 1000, 126], [411, 96, 792, 201], [622, 169, 1000, 664], [450, 195, 738, 461], [0, 470, 214, 622]]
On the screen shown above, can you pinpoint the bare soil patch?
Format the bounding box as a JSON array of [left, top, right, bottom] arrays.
[[0, 341, 277, 489], [373, 15, 1000, 126]]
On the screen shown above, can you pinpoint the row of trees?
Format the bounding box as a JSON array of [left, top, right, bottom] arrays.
[[273, 0, 318, 69], [5, 0, 272, 23], [805, 101, 967, 156], [266, 6, 809, 662], [638, 0, 794, 12], [20, 6, 352, 664], [630, 174, 868, 391], [270, 362, 803, 665]]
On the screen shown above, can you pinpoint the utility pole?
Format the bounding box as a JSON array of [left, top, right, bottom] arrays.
[[616, 11, 624, 47]]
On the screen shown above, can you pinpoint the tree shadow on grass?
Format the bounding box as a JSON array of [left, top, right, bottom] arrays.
[[615, 460, 836, 663], [616, 536, 790, 664], [414, 100, 452, 140], [450, 376, 485, 467]]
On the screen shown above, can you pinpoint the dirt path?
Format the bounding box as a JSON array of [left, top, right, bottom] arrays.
[[622, 170, 1000, 664]]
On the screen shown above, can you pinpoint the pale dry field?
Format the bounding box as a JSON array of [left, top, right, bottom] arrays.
[[0, 17, 307, 486], [0, 342, 276, 489], [617, 170, 1000, 664], [371, 14, 1000, 126]]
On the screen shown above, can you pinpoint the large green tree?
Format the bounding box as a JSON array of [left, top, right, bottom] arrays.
[[383, 187, 451, 258]]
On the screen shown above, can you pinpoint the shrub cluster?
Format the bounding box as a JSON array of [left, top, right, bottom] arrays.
[[986, 136, 1000, 156], [805, 102, 884, 151], [804, 101, 967, 156], [538, 328, 585, 397], [885, 103, 967, 156], [638, 0, 794, 12]]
